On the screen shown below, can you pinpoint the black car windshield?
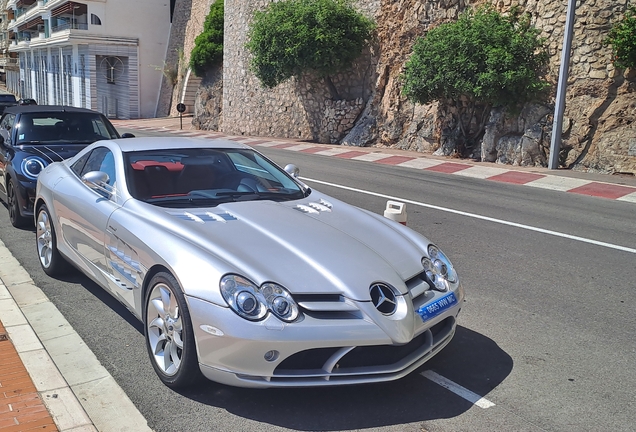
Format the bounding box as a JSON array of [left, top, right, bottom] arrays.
[[17, 112, 119, 145], [0, 95, 16, 103], [124, 148, 309, 207]]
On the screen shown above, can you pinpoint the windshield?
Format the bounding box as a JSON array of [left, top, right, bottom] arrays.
[[124, 148, 309, 207], [0, 95, 16, 103], [17, 112, 119, 145]]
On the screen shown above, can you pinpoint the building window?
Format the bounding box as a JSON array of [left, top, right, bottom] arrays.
[[90, 14, 101, 25], [101, 56, 124, 85]]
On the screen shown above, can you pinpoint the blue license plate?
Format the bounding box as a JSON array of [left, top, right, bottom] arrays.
[[417, 292, 458, 322]]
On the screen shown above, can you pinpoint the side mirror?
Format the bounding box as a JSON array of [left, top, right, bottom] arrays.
[[284, 164, 300, 178], [121, 133, 135, 138], [82, 170, 109, 189]]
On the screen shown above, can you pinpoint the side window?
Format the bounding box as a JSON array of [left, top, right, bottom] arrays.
[[80, 147, 116, 187], [0, 114, 16, 145], [71, 151, 92, 177]]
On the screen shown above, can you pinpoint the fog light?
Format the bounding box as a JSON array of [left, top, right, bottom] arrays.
[[264, 350, 279, 362]]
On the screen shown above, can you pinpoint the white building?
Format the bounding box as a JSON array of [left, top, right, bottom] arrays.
[[5, 0, 173, 118]]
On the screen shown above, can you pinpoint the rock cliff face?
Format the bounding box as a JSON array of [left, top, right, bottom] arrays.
[[184, 0, 635, 174]]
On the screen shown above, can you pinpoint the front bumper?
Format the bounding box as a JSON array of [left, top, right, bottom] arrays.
[[16, 178, 36, 218], [187, 287, 462, 388]]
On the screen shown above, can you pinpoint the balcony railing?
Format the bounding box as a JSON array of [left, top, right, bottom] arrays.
[[52, 22, 88, 32], [0, 58, 18, 67]]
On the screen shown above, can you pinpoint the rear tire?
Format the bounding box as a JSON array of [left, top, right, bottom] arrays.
[[36, 204, 71, 276], [7, 180, 29, 228], [145, 272, 201, 388]]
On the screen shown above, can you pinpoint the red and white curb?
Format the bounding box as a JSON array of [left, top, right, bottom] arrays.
[[114, 123, 636, 204]]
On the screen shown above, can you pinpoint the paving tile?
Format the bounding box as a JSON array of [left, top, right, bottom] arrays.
[[18, 350, 67, 392], [0, 300, 28, 327], [40, 333, 109, 387], [299, 146, 327, 154], [524, 175, 589, 191], [454, 165, 511, 179], [617, 191, 636, 203], [569, 182, 636, 199], [72, 377, 152, 432], [5, 324, 43, 353], [40, 387, 92, 431], [486, 171, 545, 184], [375, 155, 416, 165], [351, 153, 396, 162], [334, 150, 370, 159], [397, 158, 445, 169], [0, 284, 11, 300], [425, 162, 474, 174], [4, 283, 49, 309], [314, 148, 354, 156], [20, 302, 75, 342]]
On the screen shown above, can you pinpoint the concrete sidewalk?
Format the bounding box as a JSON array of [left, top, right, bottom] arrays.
[[1, 114, 635, 432], [0, 240, 151, 432]]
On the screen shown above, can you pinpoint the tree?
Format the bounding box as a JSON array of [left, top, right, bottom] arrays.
[[245, 0, 375, 99], [606, 6, 636, 69], [402, 6, 549, 156], [190, 0, 224, 77]]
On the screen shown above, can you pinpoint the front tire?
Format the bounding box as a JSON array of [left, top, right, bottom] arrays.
[[145, 272, 201, 388], [36, 204, 70, 276], [7, 180, 29, 228]]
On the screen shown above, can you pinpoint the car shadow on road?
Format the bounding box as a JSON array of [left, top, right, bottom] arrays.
[[179, 326, 512, 430]]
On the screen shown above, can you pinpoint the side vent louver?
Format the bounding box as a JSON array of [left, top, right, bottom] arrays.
[[295, 199, 334, 214], [172, 212, 237, 223]]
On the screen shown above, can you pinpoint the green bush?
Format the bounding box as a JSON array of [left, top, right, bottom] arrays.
[[606, 6, 636, 69], [190, 0, 224, 77], [245, 0, 375, 98], [402, 6, 549, 153]]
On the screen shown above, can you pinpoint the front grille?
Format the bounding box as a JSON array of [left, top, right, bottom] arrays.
[[294, 293, 362, 319]]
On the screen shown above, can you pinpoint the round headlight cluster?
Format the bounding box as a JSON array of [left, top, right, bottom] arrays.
[[421, 245, 458, 292], [220, 275, 299, 322], [21, 157, 47, 180]]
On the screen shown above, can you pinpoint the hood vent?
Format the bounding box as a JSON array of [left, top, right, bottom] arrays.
[[171, 211, 237, 224], [295, 199, 333, 214]]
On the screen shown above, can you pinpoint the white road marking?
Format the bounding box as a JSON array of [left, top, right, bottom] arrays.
[[302, 177, 636, 255], [422, 371, 496, 409]]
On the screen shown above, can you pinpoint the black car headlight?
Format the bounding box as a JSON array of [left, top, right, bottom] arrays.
[[220, 275, 299, 322], [21, 157, 47, 180], [421, 244, 458, 292]]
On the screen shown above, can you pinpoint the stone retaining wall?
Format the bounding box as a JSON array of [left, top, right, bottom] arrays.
[[183, 0, 635, 173]]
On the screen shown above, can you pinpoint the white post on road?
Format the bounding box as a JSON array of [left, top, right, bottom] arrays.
[[549, 0, 577, 170]]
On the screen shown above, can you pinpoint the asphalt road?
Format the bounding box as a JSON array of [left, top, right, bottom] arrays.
[[1, 127, 634, 432]]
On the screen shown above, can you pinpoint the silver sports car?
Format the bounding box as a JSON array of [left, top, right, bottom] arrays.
[[34, 137, 465, 388]]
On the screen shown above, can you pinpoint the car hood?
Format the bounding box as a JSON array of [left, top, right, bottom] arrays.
[[157, 192, 428, 301], [19, 144, 88, 163]]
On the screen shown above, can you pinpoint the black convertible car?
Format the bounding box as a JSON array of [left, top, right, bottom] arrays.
[[0, 105, 133, 227]]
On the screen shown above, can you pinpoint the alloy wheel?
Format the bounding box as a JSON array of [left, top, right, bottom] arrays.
[[36, 209, 53, 269], [146, 283, 184, 376]]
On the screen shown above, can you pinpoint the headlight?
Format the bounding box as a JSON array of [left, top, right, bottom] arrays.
[[261, 282, 299, 322], [220, 275, 299, 322], [422, 244, 458, 292], [21, 157, 47, 180]]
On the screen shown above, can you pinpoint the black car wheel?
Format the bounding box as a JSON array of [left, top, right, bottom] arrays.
[[7, 180, 29, 228], [36, 204, 71, 276], [145, 272, 201, 388]]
